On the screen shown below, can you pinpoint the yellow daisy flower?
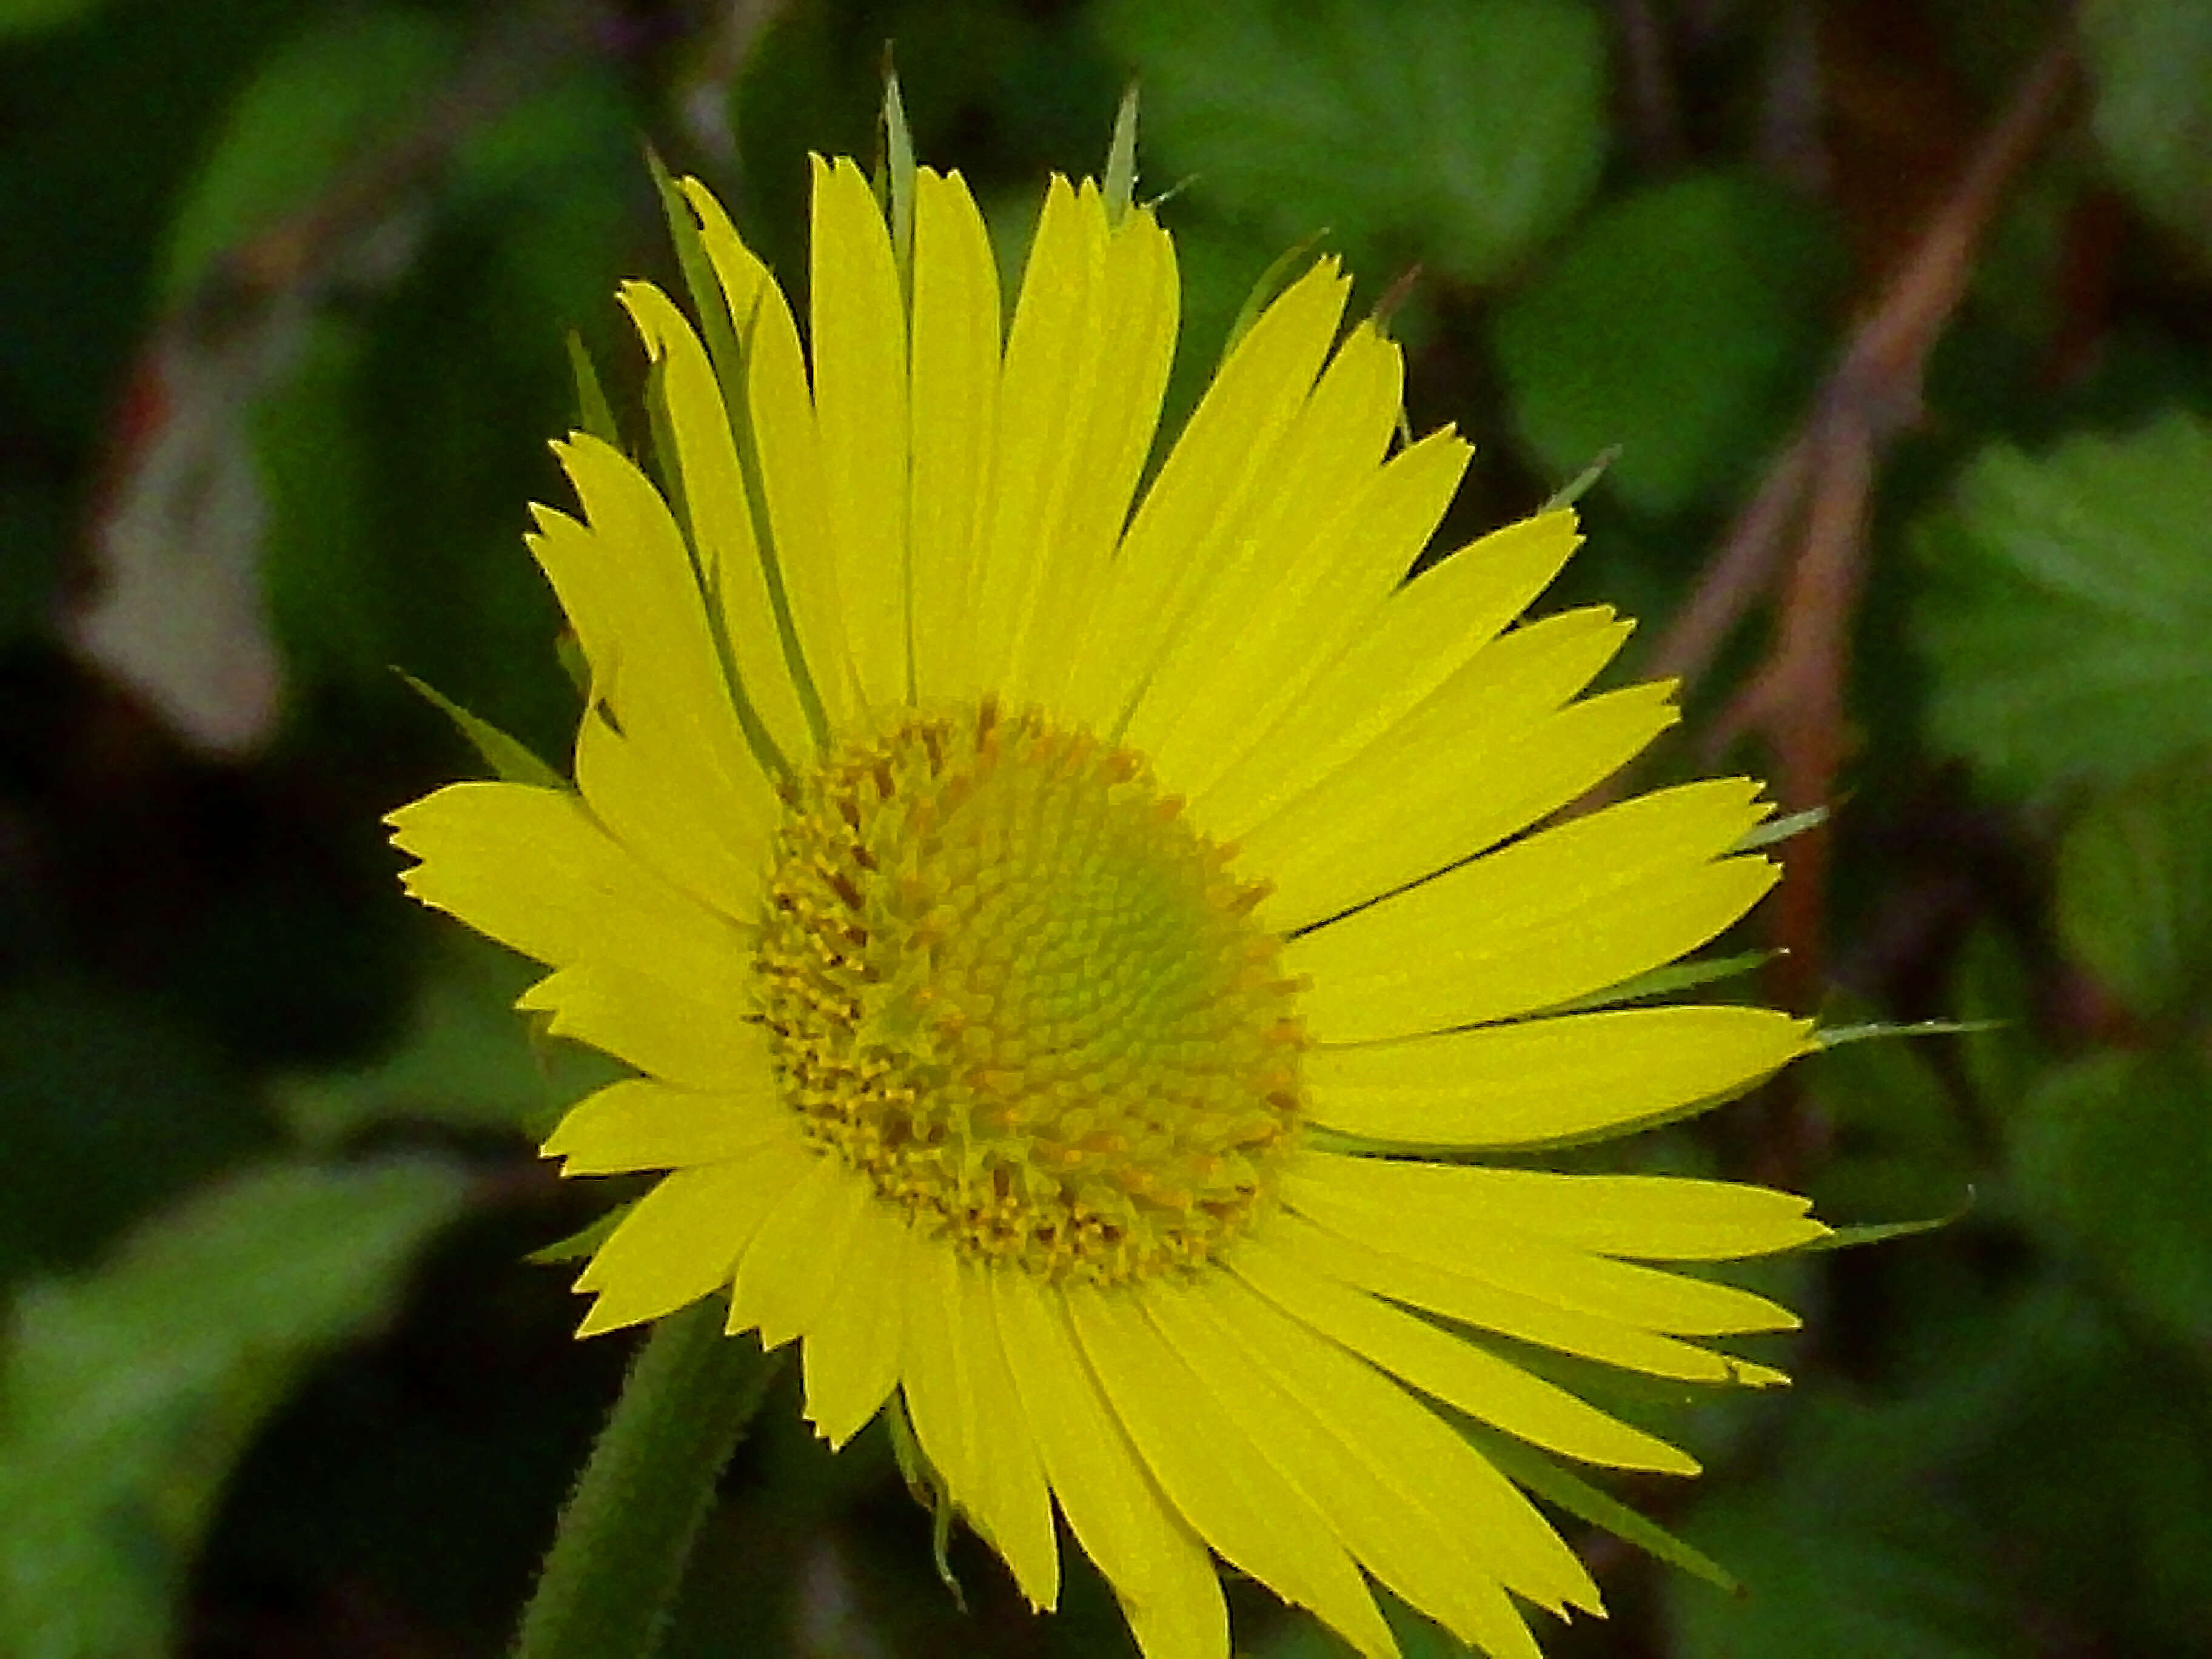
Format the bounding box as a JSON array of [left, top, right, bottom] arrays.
[[390, 155, 1822, 1659]]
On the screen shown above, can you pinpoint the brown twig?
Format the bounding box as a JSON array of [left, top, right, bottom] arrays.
[[1611, 0, 1686, 167], [1646, 430, 1812, 689], [1640, 33, 2077, 1008]]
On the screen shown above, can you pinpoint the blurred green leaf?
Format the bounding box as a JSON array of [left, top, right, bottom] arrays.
[[2054, 762, 2212, 1023], [1914, 411, 2212, 793], [249, 61, 629, 750], [1949, 925, 2045, 1130], [0, 1158, 468, 1658], [1492, 171, 1840, 516], [398, 671, 569, 791], [0, 0, 107, 36], [2008, 1047, 2212, 1352], [1951, 1281, 2212, 1647], [0, 1, 303, 437], [273, 937, 621, 1149], [1667, 1390, 2025, 1659], [255, 312, 381, 684], [159, 8, 458, 298], [2082, 0, 2212, 255], [0, 984, 270, 1283], [1102, 0, 1606, 286]]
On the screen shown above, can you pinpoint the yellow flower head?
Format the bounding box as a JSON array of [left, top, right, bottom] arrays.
[[390, 152, 1822, 1659]]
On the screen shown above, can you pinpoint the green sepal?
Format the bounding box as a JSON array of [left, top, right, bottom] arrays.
[[1800, 1195, 1975, 1252], [565, 330, 620, 449], [1219, 232, 1329, 366], [1814, 1017, 2000, 1049], [883, 1388, 927, 1498], [395, 670, 567, 790], [645, 150, 830, 752], [1457, 1418, 1742, 1596], [641, 349, 692, 538], [555, 632, 589, 697], [1734, 805, 1826, 854], [1359, 266, 1423, 451], [1549, 949, 1772, 1016], [1543, 446, 1621, 512], [1103, 83, 1141, 226], [524, 1199, 638, 1265], [883, 1393, 968, 1610], [638, 344, 791, 786], [645, 150, 746, 415], [880, 64, 917, 300]]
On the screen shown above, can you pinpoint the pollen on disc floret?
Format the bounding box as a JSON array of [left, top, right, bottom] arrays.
[[753, 699, 1307, 1283]]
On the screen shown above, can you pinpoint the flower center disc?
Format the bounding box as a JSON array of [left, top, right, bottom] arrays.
[[754, 702, 1305, 1284]]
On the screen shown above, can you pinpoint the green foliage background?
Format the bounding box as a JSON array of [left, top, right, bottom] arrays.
[[2, 0, 2209, 1654]]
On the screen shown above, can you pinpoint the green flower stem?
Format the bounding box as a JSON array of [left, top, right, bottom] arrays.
[[514, 1299, 783, 1659]]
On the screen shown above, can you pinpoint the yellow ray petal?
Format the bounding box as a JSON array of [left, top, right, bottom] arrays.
[[1285, 1162, 1799, 1337], [1196, 509, 1583, 843], [1067, 1282, 1397, 1659], [799, 1196, 910, 1449], [958, 1259, 1061, 1610], [1056, 259, 1350, 733], [572, 1136, 809, 1335], [728, 1151, 863, 1349], [1126, 323, 1430, 769], [1268, 1210, 1787, 1387], [621, 283, 814, 766], [516, 963, 759, 1094], [1262, 681, 1678, 933], [529, 492, 777, 916], [1147, 1273, 1589, 1645], [1289, 780, 1779, 1041], [1235, 606, 1635, 928], [900, 1248, 1059, 1611], [677, 176, 856, 729], [906, 166, 1000, 703], [993, 1270, 1228, 1659], [1301, 1154, 1825, 1262], [1236, 1233, 1700, 1475], [986, 187, 1178, 709], [388, 782, 746, 981], [536, 437, 779, 789], [1147, 428, 1470, 807], [542, 1073, 788, 1175], [1309, 1004, 1815, 1149], [571, 688, 767, 925], [809, 155, 909, 706]]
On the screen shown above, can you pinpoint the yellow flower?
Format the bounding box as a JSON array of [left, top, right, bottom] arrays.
[[390, 157, 1821, 1659]]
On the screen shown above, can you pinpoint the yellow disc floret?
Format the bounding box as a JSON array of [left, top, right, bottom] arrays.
[[754, 701, 1305, 1283]]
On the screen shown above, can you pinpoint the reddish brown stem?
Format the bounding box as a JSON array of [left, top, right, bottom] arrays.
[[1640, 35, 2077, 1008]]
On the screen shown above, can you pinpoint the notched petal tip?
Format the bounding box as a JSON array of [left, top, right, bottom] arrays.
[[615, 280, 681, 357]]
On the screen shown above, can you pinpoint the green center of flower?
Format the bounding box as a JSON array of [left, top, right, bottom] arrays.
[[752, 702, 1305, 1284]]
